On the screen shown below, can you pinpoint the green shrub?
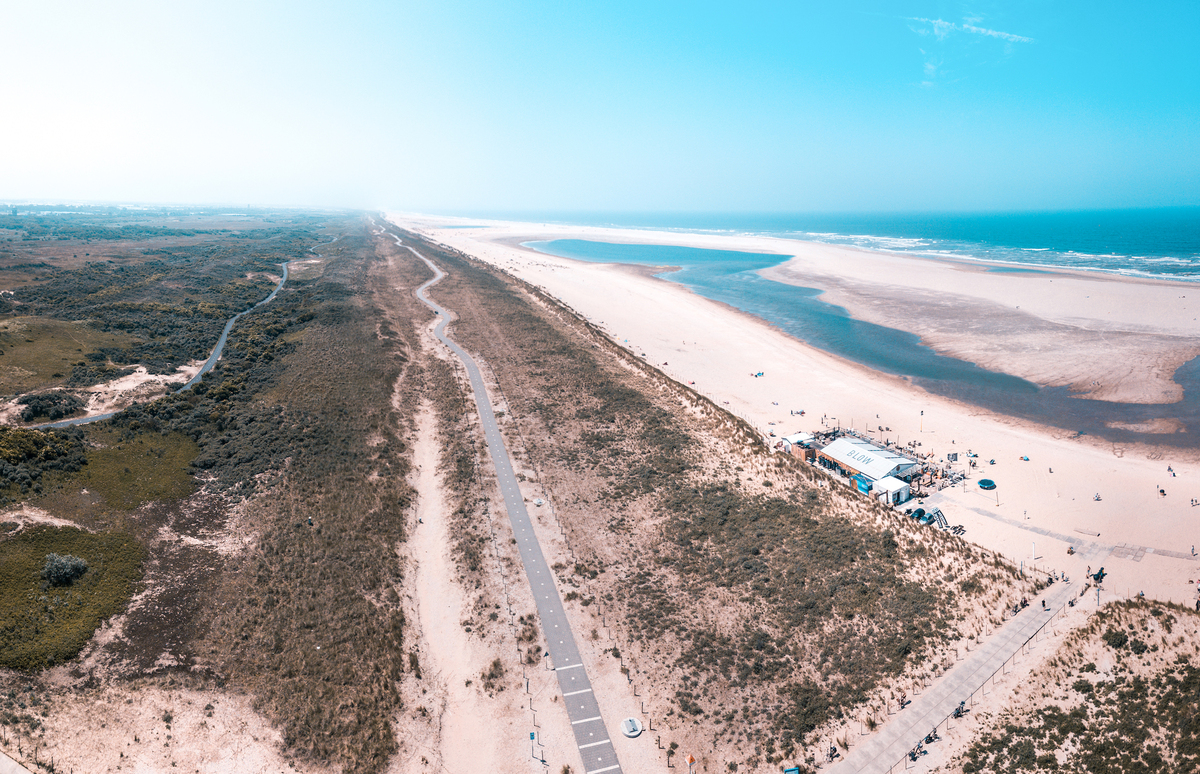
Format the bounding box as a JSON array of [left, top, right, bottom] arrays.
[[18, 391, 86, 422], [0, 525, 143, 669], [41, 553, 88, 585], [1102, 628, 1128, 649]]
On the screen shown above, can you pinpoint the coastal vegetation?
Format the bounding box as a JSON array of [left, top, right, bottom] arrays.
[[74, 428, 199, 510], [10, 239, 287, 379], [5, 209, 1167, 774], [16, 390, 86, 422], [957, 599, 1200, 773], [394, 228, 1035, 770], [0, 316, 135, 395], [98, 218, 422, 771], [0, 211, 425, 774], [0, 426, 87, 501], [0, 525, 143, 670]]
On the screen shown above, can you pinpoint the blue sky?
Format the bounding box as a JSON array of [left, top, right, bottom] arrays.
[[2, 1, 1197, 212]]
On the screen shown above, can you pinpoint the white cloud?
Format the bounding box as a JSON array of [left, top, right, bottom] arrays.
[[961, 23, 1034, 43], [908, 17, 1034, 44]]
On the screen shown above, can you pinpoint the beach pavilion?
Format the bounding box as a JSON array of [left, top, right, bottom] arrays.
[[780, 432, 815, 457], [816, 437, 920, 495], [872, 476, 911, 506]]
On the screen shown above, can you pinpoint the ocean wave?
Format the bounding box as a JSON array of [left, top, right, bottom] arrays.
[[775, 230, 1200, 282]]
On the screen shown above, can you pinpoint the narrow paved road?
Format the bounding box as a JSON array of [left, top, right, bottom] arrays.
[[406, 241, 624, 774], [831, 580, 1079, 774]]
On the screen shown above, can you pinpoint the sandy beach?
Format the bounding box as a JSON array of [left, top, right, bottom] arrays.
[[760, 244, 1200, 406], [388, 212, 1200, 608]]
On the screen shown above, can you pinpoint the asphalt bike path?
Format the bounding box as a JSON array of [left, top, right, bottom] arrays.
[[831, 579, 1078, 774], [407, 242, 624, 774]]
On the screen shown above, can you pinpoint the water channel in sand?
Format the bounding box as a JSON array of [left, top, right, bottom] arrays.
[[527, 239, 1200, 448]]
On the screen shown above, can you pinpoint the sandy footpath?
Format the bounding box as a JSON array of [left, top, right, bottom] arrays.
[[388, 213, 1200, 610], [0, 360, 204, 427], [389, 300, 581, 773], [2, 684, 296, 774]]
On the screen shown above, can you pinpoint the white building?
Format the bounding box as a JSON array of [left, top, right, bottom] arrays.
[[816, 436, 920, 485], [872, 475, 911, 505]]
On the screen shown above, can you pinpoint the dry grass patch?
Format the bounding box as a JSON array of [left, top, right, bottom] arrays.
[[0, 317, 134, 394], [73, 428, 198, 510], [390, 230, 1039, 771], [0, 524, 143, 670]]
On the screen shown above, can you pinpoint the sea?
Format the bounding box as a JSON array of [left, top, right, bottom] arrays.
[[497, 208, 1200, 448]]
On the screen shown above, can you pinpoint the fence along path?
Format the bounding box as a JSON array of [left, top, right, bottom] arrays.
[[830, 580, 1078, 774]]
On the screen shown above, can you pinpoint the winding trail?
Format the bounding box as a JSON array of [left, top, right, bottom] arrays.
[[405, 238, 624, 774], [40, 234, 339, 429]]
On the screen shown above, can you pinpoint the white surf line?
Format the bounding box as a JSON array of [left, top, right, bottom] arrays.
[[396, 230, 624, 774]]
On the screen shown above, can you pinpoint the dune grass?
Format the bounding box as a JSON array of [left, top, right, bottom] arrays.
[[396, 229, 1033, 769], [0, 525, 144, 670], [959, 599, 1200, 774], [76, 428, 198, 510], [0, 316, 134, 394]]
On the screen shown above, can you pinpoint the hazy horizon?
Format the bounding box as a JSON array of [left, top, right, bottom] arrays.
[[4, 1, 1198, 214]]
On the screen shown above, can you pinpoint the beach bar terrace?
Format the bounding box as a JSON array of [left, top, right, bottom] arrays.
[[816, 437, 920, 495]]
